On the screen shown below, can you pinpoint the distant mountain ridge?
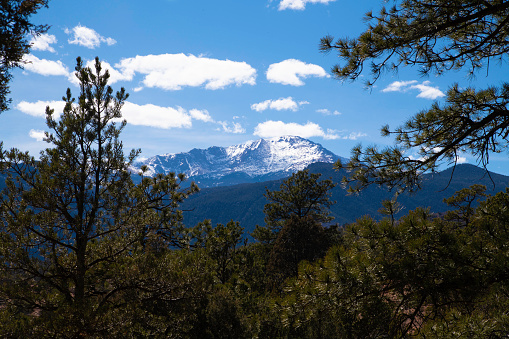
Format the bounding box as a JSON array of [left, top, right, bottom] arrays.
[[181, 162, 509, 233], [131, 136, 346, 187]]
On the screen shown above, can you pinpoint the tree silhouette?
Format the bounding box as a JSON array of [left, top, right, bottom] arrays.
[[321, 1, 509, 192]]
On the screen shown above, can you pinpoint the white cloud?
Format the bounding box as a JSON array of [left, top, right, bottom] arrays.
[[30, 33, 57, 53], [278, 0, 336, 10], [189, 109, 213, 123], [65, 25, 116, 49], [68, 59, 132, 86], [218, 121, 245, 134], [253, 120, 338, 139], [251, 100, 274, 112], [317, 108, 341, 116], [382, 80, 418, 93], [412, 81, 446, 99], [251, 97, 304, 112], [29, 129, 46, 141], [382, 80, 445, 99], [94, 60, 132, 84], [116, 53, 257, 91], [22, 54, 69, 76], [456, 156, 468, 164], [342, 132, 367, 140], [16, 100, 212, 130], [266, 59, 328, 86], [16, 100, 65, 118], [121, 102, 193, 129]]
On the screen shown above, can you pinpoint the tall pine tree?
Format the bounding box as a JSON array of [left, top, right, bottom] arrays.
[[0, 57, 199, 337]]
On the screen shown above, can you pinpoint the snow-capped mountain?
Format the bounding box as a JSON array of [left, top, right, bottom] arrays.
[[132, 136, 346, 187]]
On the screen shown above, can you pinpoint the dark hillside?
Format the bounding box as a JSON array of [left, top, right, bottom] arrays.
[[182, 163, 509, 232]]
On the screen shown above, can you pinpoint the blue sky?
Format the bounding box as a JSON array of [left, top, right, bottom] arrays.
[[3, 0, 509, 175]]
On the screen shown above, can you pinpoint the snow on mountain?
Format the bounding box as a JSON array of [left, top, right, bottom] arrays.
[[131, 136, 344, 185]]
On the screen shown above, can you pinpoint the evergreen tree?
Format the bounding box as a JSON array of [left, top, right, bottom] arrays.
[[202, 220, 245, 284], [0, 0, 49, 112], [267, 215, 331, 288], [443, 183, 487, 226], [251, 170, 336, 292], [0, 57, 198, 337], [378, 194, 404, 226], [253, 169, 336, 244], [321, 1, 509, 192], [277, 188, 509, 337]]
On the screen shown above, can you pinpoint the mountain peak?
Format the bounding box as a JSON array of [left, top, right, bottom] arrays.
[[132, 136, 345, 187]]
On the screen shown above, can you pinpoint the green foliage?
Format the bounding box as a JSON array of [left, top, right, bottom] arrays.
[[0, 57, 199, 337], [117, 249, 214, 338], [323, 1, 509, 191], [321, 1, 509, 84], [339, 84, 509, 192], [264, 169, 336, 225], [443, 183, 487, 225], [267, 215, 331, 289], [419, 286, 509, 338], [0, 0, 49, 112], [276, 187, 509, 337], [200, 220, 246, 284], [253, 169, 336, 244], [378, 193, 403, 225], [251, 170, 338, 295]]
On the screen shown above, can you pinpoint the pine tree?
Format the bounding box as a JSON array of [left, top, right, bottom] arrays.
[[0, 57, 199, 337], [252, 169, 336, 244], [0, 0, 49, 112], [321, 1, 509, 192], [278, 187, 509, 337]]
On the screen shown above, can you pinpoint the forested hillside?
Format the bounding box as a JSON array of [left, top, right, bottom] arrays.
[[182, 162, 509, 231]]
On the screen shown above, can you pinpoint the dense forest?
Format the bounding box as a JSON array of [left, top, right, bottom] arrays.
[[181, 162, 509, 230], [1, 0, 509, 337]]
